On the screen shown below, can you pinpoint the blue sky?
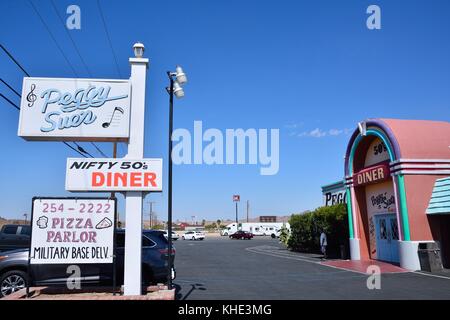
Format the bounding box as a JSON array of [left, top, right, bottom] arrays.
[[1, 0, 449, 222]]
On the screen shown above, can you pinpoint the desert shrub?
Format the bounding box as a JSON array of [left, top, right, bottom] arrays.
[[279, 225, 290, 245]]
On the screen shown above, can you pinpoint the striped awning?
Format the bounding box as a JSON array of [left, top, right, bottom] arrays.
[[426, 177, 450, 214]]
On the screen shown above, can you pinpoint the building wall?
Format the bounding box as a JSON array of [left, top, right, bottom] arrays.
[[322, 181, 347, 206], [260, 216, 277, 223], [404, 174, 441, 241]]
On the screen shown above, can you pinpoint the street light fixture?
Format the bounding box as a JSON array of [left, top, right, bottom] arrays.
[[166, 65, 187, 290], [173, 81, 185, 98], [133, 42, 145, 58], [175, 65, 187, 85]]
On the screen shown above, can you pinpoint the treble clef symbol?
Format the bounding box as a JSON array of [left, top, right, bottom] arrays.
[[27, 84, 37, 107]]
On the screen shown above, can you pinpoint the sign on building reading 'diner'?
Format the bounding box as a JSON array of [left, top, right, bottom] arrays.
[[353, 163, 390, 187], [30, 198, 115, 264], [65, 158, 163, 192], [18, 77, 131, 141]]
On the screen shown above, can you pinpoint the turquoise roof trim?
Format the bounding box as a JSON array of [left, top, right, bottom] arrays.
[[426, 177, 450, 215], [321, 180, 346, 193]]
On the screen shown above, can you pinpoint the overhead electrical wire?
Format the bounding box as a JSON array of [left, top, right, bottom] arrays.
[[0, 92, 87, 158], [73, 142, 94, 158], [50, 0, 111, 158], [0, 44, 30, 77], [97, 0, 126, 162], [90, 142, 108, 157], [96, 0, 123, 78], [61, 142, 88, 158], [28, 0, 79, 77], [26, 1, 109, 158], [0, 78, 21, 97], [0, 93, 20, 110], [50, 0, 92, 77], [0, 44, 88, 158]]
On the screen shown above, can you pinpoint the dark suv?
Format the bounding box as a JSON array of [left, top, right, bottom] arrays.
[[0, 229, 175, 298], [0, 224, 31, 252]]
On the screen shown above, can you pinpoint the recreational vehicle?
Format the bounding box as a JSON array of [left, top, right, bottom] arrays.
[[221, 222, 290, 237]]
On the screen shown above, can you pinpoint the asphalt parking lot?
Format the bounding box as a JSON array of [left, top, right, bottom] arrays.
[[173, 236, 450, 300]]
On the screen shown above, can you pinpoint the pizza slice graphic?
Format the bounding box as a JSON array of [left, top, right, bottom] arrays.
[[96, 217, 113, 230]]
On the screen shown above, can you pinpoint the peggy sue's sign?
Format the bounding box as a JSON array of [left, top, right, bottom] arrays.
[[18, 77, 131, 141]]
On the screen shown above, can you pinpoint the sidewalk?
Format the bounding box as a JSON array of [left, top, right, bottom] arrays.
[[321, 259, 408, 274], [2, 285, 175, 300]]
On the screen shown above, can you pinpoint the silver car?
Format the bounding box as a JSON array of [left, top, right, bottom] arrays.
[[162, 230, 180, 241]]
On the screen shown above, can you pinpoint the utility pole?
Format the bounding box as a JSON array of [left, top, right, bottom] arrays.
[[246, 200, 249, 223], [153, 212, 158, 228], [23, 213, 28, 223], [147, 201, 156, 229]]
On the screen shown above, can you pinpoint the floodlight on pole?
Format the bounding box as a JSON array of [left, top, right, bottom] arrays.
[[175, 65, 187, 85], [173, 81, 185, 98]]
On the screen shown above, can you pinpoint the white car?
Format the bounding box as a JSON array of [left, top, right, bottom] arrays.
[[182, 231, 205, 240], [162, 230, 180, 241]]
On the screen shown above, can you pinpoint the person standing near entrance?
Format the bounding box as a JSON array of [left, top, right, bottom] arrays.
[[320, 231, 328, 259]]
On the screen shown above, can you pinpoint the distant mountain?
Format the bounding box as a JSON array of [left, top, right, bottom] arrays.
[[197, 215, 291, 226], [243, 216, 290, 223]]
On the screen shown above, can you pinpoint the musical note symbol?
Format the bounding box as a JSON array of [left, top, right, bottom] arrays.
[[102, 106, 124, 128], [26, 84, 37, 107]]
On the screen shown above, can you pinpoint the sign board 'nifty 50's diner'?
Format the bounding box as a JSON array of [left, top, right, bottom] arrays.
[[18, 77, 131, 141], [66, 158, 163, 192]]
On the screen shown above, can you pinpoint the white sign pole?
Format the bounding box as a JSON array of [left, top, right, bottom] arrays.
[[123, 43, 148, 295]]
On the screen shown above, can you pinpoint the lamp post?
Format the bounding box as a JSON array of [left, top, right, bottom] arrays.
[[166, 65, 187, 289]]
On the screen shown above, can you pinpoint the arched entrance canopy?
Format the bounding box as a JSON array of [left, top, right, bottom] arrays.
[[345, 119, 401, 176], [344, 118, 450, 269], [344, 119, 410, 241]]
